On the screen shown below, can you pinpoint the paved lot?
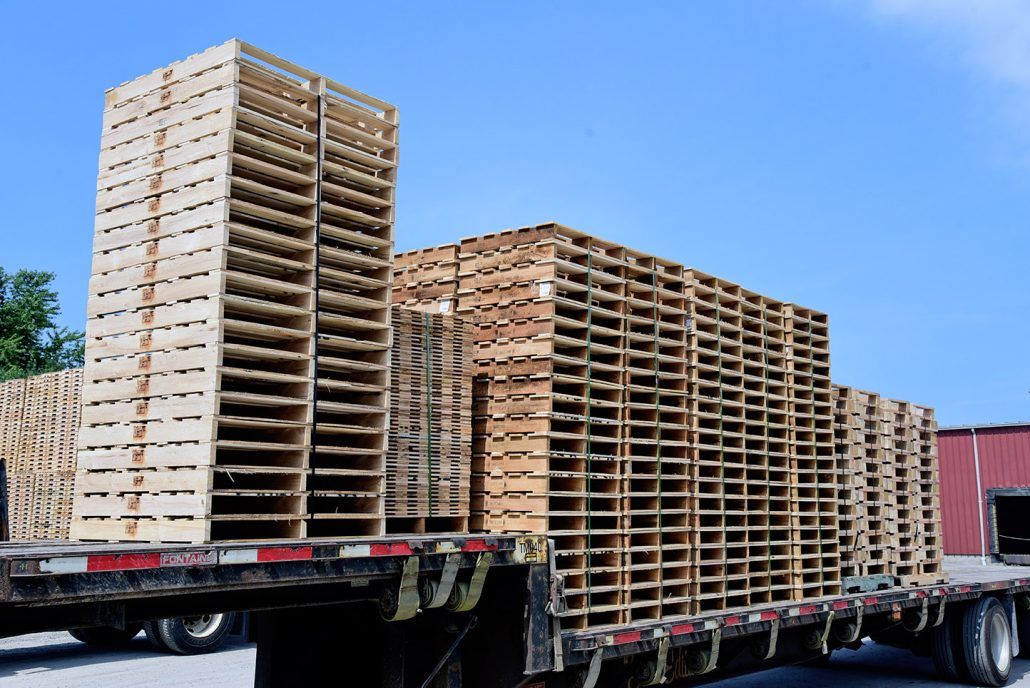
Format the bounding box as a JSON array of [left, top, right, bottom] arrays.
[[1, 632, 1029, 686]]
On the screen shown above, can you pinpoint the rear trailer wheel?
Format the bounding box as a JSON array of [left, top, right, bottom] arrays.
[[153, 612, 236, 655], [931, 608, 969, 682], [68, 624, 142, 646], [962, 597, 1012, 687], [142, 620, 169, 651]]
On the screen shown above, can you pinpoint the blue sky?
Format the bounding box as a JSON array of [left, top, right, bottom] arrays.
[[1, 1, 1026, 425]]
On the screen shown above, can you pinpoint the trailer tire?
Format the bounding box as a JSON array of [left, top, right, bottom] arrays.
[[962, 597, 1012, 687], [142, 620, 169, 652], [931, 609, 969, 683], [68, 623, 142, 647], [151, 612, 236, 655]]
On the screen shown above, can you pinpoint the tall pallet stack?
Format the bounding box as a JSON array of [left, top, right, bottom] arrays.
[[833, 386, 945, 587], [72, 40, 397, 542], [394, 223, 842, 626], [387, 307, 473, 533], [912, 404, 944, 582], [2, 370, 82, 540], [784, 305, 840, 600], [685, 274, 795, 612]]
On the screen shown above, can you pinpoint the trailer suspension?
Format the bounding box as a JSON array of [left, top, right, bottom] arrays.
[[420, 553, 462, 609], [637, 635, 670, 686], [906, 597, 930, 633], [447, 551, 493, 612], [381, 556, 422, 622], [836, 605, 864, 644], [684, 627, 722, 676]]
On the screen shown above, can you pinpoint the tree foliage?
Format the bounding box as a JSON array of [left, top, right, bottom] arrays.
[[0, 268, 84, 381]]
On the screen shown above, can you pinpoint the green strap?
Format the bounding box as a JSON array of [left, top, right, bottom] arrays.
[[762, 308, 773, 587], [423, 312, 434, 517], [651, 271, 665, 611], [585, 251, 593, 611], [714, 288, 728, 600]]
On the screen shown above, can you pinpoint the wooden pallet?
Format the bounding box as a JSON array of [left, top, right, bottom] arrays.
[[72, 40, 397, 543], [1, 370, 82, 540], [393, 223, 848, 626], [385, 307, 472, 534], [832, 386, 947, 587]]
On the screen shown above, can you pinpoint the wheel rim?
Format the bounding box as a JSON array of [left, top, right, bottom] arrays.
[[181, 614, 225, 639], [990, 611, 1011, 673]]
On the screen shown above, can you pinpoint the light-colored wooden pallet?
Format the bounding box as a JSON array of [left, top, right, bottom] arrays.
[[2, 371, 83, 540], [74, 40, 398, 543]]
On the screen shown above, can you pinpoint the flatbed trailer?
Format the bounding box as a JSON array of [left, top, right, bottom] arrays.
[[0, 537, 1027, 687]]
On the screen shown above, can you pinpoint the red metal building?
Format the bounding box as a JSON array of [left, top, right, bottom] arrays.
[[939, 422, 1030, 559]]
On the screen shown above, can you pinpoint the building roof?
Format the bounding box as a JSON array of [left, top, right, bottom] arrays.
[[940, 421, 1030, 432]]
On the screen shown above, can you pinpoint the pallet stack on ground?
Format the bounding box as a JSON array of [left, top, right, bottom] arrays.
[[394, 222, 843, 626], [0, 379, 25, 473], [71, 39, 397, 543], [833, 385, 946, 588], [386, 307, 472, 533], [2, 370, 82, 540]]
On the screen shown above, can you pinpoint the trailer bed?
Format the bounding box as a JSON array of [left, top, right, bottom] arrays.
[[0, 538, 1028, 687]]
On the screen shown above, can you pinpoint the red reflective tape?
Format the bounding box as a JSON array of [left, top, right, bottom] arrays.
[[613, 631, 642, 645], [461, 539, 497, 552], [833, 600, 849, 610], [761, 611, 778, 621], [370, 543, 413, 557], [86, 553, 161, 572], [671, 623, 694, 635], [798, 605, 818, 615], [256, 546, 312, 562], [864, 596, 879, 605], [724, 615, 740, 626]]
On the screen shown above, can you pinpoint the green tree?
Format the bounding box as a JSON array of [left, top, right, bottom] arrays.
[[0, 268, 84, 381]]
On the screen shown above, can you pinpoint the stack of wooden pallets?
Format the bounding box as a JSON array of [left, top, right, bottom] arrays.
[[833, 385, 946, 588], [72, 40, 397, 542], [394, 222, 844, 626], [912, 404, 945, 582], [784, 305, 840, 601], [392, 245, 460, 313], [386, 307, 473, 533], [2, 370, 82, 540]]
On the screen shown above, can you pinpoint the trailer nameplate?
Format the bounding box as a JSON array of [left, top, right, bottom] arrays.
[[513, 536, 546, 564], [160, 551, 217, 567]]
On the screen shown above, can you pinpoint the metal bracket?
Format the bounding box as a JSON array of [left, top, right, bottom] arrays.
[[425, 553, 462, 609], [447, 551, 493, 612], [932, 598, 947, 628], [910, 597, 929, 633], [1003, 593, 1021, 657], [382, 556, 421, 622], [841, 606, 864, 643], [763, 617, 780, 660], [818, 610, 836, 653], [581, 647, 604, 688], [640, 635, 670, 686], [551, 612, 565, 673]]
